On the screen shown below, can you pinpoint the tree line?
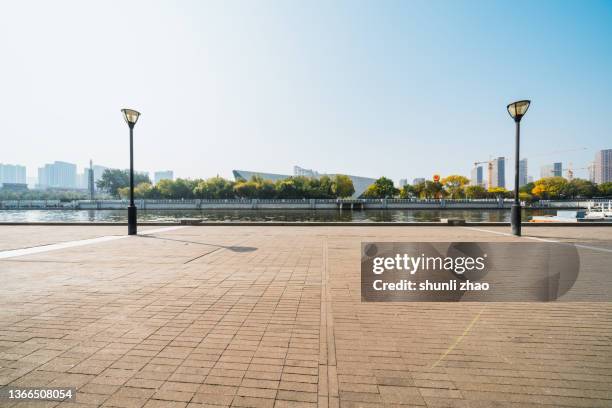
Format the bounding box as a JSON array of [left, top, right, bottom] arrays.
[[94, 170, 356, 199], [362, 175, 612, 200], [3, 169, 610, 201]]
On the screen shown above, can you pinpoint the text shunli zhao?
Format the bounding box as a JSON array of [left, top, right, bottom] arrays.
[[371, 253, 490, 291]]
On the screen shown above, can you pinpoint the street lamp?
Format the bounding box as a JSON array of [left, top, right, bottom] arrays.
[[121, 108, 141, 235], [506, 100, 530, 236]]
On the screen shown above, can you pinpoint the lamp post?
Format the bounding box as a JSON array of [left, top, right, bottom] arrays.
[[121, 108, 141, 235], [506, 100, 530, 236]]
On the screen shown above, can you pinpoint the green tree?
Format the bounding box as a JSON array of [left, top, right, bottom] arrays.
[[441, 175, 469, 198], [465, 185, 487, 199], [156, 178, 199, 199], [362, 177, 399, 198], [332, 175, 355, 198], [561, 178, 597, 198], [233, 180, 259, 198], [598, 182, 612, 197], [488, 187, 508, 198], [97, 169, 151, 197], [194, 177, 235, 199], [519, 182, 535, 194], [275, 178, 300, 199], [399, 184, 416, 198], [413, 182, 426, 198], [422, 180, 445, 199]]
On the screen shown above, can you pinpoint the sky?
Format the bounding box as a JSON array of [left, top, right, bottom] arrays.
[[1, 0, 611, 183]]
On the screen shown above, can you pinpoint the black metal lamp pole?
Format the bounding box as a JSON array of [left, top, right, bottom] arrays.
[[506, 100, 530, 236], [511, 118, 521, 236], [121, 109, 141, 236]]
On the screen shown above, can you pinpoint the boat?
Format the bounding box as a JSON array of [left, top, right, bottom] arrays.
[[530, 201, 612, 223]]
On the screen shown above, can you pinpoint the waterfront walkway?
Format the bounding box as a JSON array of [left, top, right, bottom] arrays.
[[0, 225, 611, 407]]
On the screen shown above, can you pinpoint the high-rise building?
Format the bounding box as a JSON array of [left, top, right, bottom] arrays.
[[78, 164, 109, 190], [37, 161, 77, 189], [0, 163, 27, 184], [154, 170, 174, 184], [470, 166, 484, 187], [398, 178, 407, 188], [490, 157, 505, 189], [519, 158, 528, 187], [541, 162, 563, 178], [593, 149, 612, 184], [412, 178, 425, 185]]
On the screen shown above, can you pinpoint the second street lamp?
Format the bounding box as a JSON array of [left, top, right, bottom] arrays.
[[121, 108, 141, 235], [506, 100, 530, 236]]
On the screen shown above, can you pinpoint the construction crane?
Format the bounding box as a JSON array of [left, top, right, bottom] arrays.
[[564, 163, 592, 181], [473, 157, 507, 188]]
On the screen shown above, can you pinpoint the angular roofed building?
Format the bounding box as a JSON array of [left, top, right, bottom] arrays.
[[232, 167, 376, 198]]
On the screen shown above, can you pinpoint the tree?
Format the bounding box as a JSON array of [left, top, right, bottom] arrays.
[[519, 182, 535, 194], [441, 175, 469, 198], [598, 182, 612, 197], [561, 178, 597, 198], [422, 181, 445, 199], [332, 175, 355, 198], [97, 169, 151, 197], [194, 177, 235, 199], [413, 182, 426, 198], [399, 184, 415, 199], [275, 178, 300, 199], [531, 177, 567, 199], [519, 192, 534, 203], [233, 180, 259, 198], [488, 187, 508, 198], [156, 178, 198, 199], [465, 185, 487, 199], [362, 177, 399, 198]]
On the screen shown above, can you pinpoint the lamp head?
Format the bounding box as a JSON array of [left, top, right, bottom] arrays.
[[507, 100, 530, 122], [121, 108, 141, 128]]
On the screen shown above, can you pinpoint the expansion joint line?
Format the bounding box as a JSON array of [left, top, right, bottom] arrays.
[[319, 236, 339, 407]]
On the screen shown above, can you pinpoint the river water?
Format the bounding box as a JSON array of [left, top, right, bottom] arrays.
[[0, 209, 557, 223]]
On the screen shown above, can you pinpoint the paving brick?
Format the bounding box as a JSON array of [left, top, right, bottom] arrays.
[[1, 225, 611, 408]]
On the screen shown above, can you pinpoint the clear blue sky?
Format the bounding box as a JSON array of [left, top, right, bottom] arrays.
[[1, 0, 611, 182]]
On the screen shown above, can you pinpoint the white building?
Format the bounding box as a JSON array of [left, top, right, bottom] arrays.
[[470, 166, 484, 187], [154, 170, 174, 184], [541, 162, 563, 178], [490, 157, 505, 189], [593, 149, 612, 184], [398, 178, 407, 188], [412, 178, 425, 185], [293, 166, 320, 178], [37, 161, 77, 189], [0, 163, 26, 184]]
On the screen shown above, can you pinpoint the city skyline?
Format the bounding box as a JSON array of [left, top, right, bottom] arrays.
[[1, 1, 611, 182], [7, 148, 612, 191]]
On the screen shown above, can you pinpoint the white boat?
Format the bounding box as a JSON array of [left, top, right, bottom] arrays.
[[585, 201, 612, 220], [530, 202, 612, 223]]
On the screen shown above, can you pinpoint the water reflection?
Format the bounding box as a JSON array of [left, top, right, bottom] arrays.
[[0, 209, 557, 223]]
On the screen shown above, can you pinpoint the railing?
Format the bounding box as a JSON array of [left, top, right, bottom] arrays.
[[1, 197, 600, 210]]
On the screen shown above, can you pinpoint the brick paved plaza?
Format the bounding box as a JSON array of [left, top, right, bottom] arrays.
[[0, 225, 611, 407]]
